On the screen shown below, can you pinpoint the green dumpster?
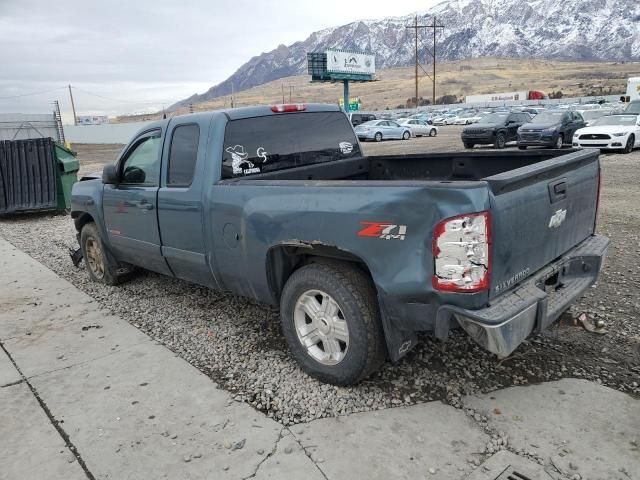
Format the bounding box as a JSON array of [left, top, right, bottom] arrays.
[[54, 143, 79, 212]]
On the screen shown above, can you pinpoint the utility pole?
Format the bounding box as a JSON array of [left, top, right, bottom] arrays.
[[282, 84, 285, 103], [289, 85, 294, 103], [68, 84, 77, 125], [405, 15, 444, 107], [230, 83, 235, 109]]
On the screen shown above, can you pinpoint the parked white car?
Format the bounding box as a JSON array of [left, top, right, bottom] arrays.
[[398, 119, 438, 137], [453, 113, 482, 125], [572, 114, 640, 153]]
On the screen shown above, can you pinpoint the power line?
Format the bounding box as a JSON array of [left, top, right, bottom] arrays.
[[0, 86, 67, 100], [70, 86, 174, 105]]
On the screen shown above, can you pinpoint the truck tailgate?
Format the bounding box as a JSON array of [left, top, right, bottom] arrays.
[[484, 149, 600, 299]]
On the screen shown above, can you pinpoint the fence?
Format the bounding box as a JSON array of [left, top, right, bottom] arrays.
[[0, 113, 63, 143], [64, 122, 153, 144]]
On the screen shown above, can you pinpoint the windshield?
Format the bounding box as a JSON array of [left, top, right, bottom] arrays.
[[625, 102, 640, 114], [358, 120, 378, 127], [590, 115, 638, 126], [477, 113, 508, 124], [530, 112, 564, 124]]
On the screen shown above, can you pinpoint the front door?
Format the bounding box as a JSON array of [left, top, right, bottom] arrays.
[[103, 128, 171, 275]]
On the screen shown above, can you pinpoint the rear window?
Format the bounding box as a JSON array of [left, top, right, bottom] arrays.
[[222, 111, 360, 178]]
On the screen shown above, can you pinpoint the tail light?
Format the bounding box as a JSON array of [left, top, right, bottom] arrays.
[[271, 104, 306, 113], [432, 211, 491, 293]]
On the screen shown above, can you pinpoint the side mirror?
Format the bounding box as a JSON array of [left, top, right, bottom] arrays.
[[102, 164, 119, 184]]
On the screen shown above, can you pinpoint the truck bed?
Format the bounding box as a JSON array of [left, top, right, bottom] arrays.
[[222, 150, 571, 183]]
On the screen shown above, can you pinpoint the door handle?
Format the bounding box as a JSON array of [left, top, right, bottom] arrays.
[[137, 200, 154, 211], [548, 179, 568, 203]]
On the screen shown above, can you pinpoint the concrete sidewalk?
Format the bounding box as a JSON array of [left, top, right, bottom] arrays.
[[1, 237, 638, 480]]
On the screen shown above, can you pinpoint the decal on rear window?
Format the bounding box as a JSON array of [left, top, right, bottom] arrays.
[[339, 142, 353, 154], [225, 145, 260, 175]]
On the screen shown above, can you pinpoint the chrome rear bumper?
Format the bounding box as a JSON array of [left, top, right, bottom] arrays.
[[438, 235, 610, 357]]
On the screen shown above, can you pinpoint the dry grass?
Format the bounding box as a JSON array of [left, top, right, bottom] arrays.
[[116, 57, 640, 122]]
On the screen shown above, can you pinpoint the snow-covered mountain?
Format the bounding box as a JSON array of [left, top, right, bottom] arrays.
[[175, 0, 640, 106]]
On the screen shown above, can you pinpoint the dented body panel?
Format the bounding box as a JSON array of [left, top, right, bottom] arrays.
[[71, 104, 608, 361]]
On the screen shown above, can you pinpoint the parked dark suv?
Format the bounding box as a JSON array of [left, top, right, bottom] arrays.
[[461, 112, 531, 149], [517, 111, 586, 149], [349, 113, 377, 127]]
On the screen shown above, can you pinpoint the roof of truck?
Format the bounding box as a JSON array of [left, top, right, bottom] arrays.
[[134, 103, 344, 138]]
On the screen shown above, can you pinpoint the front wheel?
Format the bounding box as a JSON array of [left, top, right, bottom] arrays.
[[463, 142, 474, 149], [402, 131, 411, 140], [623, 135, 634, 154], [80, 223, 127, 285], [494, 133, 506, 149], [429, 128, 437, 137], [280, 261, 387, 385], [554, 135, 563, 149], [374, 132, 383, 142], [518, 145, 527, 150]]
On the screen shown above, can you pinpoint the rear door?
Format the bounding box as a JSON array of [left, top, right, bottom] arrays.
[[485, 150, 600, 298], [157, 118, 216, 287]]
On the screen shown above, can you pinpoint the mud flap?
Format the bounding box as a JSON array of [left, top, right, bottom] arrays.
[[378, 298, 418, 362], [69, 247, 83, 267]]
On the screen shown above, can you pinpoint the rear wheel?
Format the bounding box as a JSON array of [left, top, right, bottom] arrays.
[[402, 131, 411, 140], [623, 135, 634, 154], [80, 223, 128, 286], [280, 261, 386, 385], [374, 132, 383, 142], [429, 128, 437, 137], [463, 142, 474, 149], [494, 133, 506, 149], [518, 145, 527, 150]]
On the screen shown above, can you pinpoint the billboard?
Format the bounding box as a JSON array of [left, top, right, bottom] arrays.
[[326, 49, 375, 76]]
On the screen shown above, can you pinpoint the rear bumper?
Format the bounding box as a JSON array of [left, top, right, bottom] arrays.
[[439, 234, 609, 357]]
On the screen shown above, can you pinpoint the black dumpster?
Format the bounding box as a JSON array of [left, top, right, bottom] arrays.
[[0, 138, 61, 215]]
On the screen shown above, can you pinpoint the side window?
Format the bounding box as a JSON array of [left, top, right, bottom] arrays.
[[167, 124, 200, 187], [121, 132, 161, 185]]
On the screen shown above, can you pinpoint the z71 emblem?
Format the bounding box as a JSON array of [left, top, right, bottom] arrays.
[[548, 209, 567, 228], [358, 222, 407, 240]]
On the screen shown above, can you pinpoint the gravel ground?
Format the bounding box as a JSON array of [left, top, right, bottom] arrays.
[[1, 131, 638, 426]]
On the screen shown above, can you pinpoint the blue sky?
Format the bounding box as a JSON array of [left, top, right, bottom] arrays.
[[0, 0, 439, 121]]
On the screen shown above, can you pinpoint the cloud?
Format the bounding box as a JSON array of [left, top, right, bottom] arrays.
[[0, 0, 436, 121]]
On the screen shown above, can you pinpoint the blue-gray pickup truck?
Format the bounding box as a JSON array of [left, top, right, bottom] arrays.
[[71, 103, 609, 385]]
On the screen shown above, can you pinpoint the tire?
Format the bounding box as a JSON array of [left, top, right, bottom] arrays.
[[554, 135, 563, 149], [80, 223, 127, 286], [402, 131, 410, 140], [429, 128, 437, 137], [374, 132, 383, 142], [494, 133, 506, 149], [280, 261, 387, 385], [463, 142, 474, 149], [623, 135, 634, 154], [518, 146, 527, 150]]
